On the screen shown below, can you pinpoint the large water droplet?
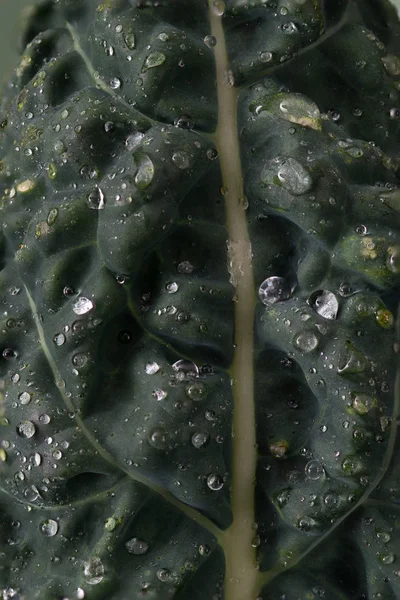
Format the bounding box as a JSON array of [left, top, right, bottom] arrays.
[[39, 519, 58, 537], [87, 187, 105, 210], [125, 537, 149, 555], [17, 421, 36, 439], [124, 33, 136, 50], [53, 333, 66, 346], [352, 393, 376, 415], [84, 557, 104, 585], [259, 276, 295, 305], [143, 52, 166, 71], [172, 151, 190, 170], [126, 131, 144, 151], [18, 391, 31, 405], [294, 331, 319, 353], [73, 297, 94, 315], [109, 77, 122, 90], [305, 460, 324, 480], [191, 431, 210, 449], [207, 473, 224, 491], [276, 157, 313, 195], [134, 154, 154, 189], [145, 361, 160, 375], [148, 427, 168, 450], [309, 290, 339, 320], [172, 359, 199, 380]]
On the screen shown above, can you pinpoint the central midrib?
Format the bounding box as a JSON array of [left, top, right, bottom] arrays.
[[208, 4, 259, 600]]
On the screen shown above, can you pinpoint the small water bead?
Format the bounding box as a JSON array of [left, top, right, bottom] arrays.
[[87, 187, 105, 210], [84, 557, 104, 585], [125, 537, 149, 555], [77, 588, 85, 600], [259, 51, 273, 63], [18, 391, 31, 405], [294, 331, 319, 353], [379, 553, 396, 565], [11, 373, 20, 384], [191, 431, 210, 449], [390, 107, 400, 119], [63, 285, 76, 297], [309, 290, 339, 320], [109, 77, 122, 90], [305, 460, 324, 480], [199, 544, 210, 556], [258, 276, 294, 305], [174, 115, 194, 130], [206, 148, 218, 160], [177, 260, 194, 274], [134, 154, 154, 189], [17, 421, 36, 439], [124, 32, 136, 50], [152, 388, 167, 401], [145, 361, 160, 375], [73, 297, 94, 315], [282, 21, 299, 34], [39, 414, 51, 425], [39, 519, 58, 537], [204, 35, 216, 47], [118, 330, 132, 344], [207, 473, 224, 491], [158, 32, 169, 42], [323, 491, 339, 508], [53, 333, 66, 346], [376, 529, 391, 543]]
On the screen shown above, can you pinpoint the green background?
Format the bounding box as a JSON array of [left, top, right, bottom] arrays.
[[0, 0, 400, 84]]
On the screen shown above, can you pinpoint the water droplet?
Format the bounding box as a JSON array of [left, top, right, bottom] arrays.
[[177, 260, 194, 274], [104, 517, 117, 532], [63, 285, 76, 297], [305, 460, 324, 480], [186, 382, 207, 401], [259, 51, 273, 63], [124, 33, 136, 50], [191, 431, 210, 449], [323, 491, 339, 508], [87, 187, 105, 210], [84, 557, 104, 585], [152, 388, 167, 401], [134, 154, 154, 189], [2, 348, 17, 360], [212, 0, 225, 15], [379, 553, 395, 565], [198, 544, 210, 556], [157, 568, 170, 582], [16, 421, 36, 439], [282, 21, 298, 34], [104, 121, 114, 133], [145, 361, 160, 375], [166, 281, 178, 294], [54, 333, 66, 346], [258, 276, 295, 304], [39, 414, 51, 425], [207, 473, 224, 491], [172, 359, 199, 380], [172, 151, 190, 170], [276, 157, 313, 195], [278, 94, 321, 130], [204, 35, 216, 48], [126, 131, 144, 151], [148, 427, 168, 450], [376, 529, 391, 543], [73, 297, 94, 315], [174, 115, 193, 130], [125, 537, 149, 555], [143, 52, 166, 71], [309, 290, 339, 320], [109, 77, 122, 90], [352, 393, 376, 415], [39, 519, 58, 537], [18, 391, 31, 405], [294, 331, 319, 353]]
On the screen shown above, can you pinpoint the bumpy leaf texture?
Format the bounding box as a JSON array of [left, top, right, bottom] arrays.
[[0, 0, 399, 598]]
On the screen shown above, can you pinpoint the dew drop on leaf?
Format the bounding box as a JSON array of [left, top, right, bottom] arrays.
[[294, 331, 319, 353], [53, 333, 66, 346], [259, 276, 294, 304], [18, 391, 31, 405], [186, 381, 207, 401], [148, 427, 168, 450], [145, 362, 160, 375], [276, 157, 313, 195], [172, 359, 199, 380], [172, 151, 190, 170], [87, 187, 105, 210], [191, 431, 210, 449], [143, 52, 166, 71], [212, 0, 225, 15], [157, 568, 170, 582], [177, 260, 194, 274], [207, 473, 224, 491], [124, 33, 136, 50], [259, 51, 273, 63], [309, 290, 339, 320], [134, 154, 154, 189], [152, 388, 167, 401], [39, 519, 58, 537], [73, 297, 94, 315], [84, 557, 104, 585], [203, 35, 216, 48], [125, 537, 149, 555], [305, 460, 324, 480], [16, 421, 36, 439], [125, 131, 144, 151], [109, 77, 122, 90]]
